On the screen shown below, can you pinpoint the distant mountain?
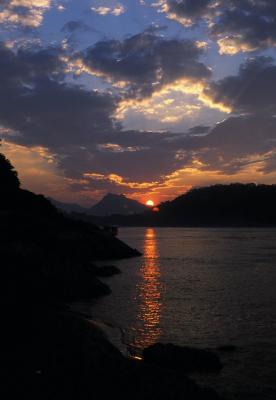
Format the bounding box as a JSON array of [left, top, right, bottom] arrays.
[[89, 193, 147, 216], [48, 198, 90, 214]]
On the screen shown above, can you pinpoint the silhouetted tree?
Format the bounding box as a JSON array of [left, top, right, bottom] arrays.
[[0, 146, 20, 191]]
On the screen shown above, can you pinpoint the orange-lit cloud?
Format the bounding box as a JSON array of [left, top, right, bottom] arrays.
[[1, 141, 107, 206], [3, 140, 276, 207], [45, 55, 231, 118], [0, 0, 52, 27], [217, 36, 260, 55], [91, 4, 125, 16], [115, 77, 231, 126], [2, 141, 63, 193], [84, 172, 158, 190], [154, 0, 194, 27], [123, 150, 276, 205]]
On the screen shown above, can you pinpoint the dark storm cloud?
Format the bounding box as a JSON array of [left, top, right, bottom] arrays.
[[56, 129, 193, 182], [161, 0, 276, 53], [205, 115, 276, 155], [61, 114, 276, 187], [182, 115, 276, 175], [79, 29, 211, 99], [0, 42, 63, 81], [0, 42, 117, 150], [203, 56, 276, 114], [211, 0, 276, 53], [173, 54, 276, 175], [188, 125, 210, 135], [0, 41, 194, 183], [166, 0, 212, 20], [2, 37, 276, 193]]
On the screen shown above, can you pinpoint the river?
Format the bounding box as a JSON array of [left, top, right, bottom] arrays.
[[76, 227, 276, 399]]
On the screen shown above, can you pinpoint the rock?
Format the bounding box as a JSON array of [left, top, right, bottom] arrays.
[[143, 343, 223, 373], [2, 307, 223, 400], [124, 358, 223, 400], [95, 265, 121, 277]]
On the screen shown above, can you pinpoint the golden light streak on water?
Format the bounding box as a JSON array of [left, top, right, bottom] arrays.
[[132, 228, 163, 350]]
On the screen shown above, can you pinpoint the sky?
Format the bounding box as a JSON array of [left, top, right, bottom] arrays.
[[1, 0, 276, 205]]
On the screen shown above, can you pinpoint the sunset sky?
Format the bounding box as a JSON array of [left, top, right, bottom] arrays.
[[1, 0, 276, 205]]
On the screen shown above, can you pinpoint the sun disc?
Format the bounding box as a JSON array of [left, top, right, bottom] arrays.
[[146, 200, 154, 207]]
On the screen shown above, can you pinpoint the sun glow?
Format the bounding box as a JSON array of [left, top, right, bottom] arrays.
[[146, 200, 154, 207]]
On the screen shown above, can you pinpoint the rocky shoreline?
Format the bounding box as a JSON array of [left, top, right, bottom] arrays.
[[2, 301, 225, 400], [1, 154, 225, 399], [1, 207, 225, 400]]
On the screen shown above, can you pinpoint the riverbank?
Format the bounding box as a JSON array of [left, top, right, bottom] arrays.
[[2, 299, 224, 400], [1, 209, 222, 398], [2, 249, 223, 400], [0, 155, 223, 399]]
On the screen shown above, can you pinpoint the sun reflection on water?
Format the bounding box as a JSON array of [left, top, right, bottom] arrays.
[[131, 228, 163, 352]]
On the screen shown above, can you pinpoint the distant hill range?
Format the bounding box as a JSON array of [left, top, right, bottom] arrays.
[[71, 183, 276, 227], [48, 198, 90, 214], [50, 193, 147, 216], [155, 183, 276, 226]]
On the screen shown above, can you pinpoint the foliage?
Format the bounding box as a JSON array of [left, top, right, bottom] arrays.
[[0, 151, 20, 190]]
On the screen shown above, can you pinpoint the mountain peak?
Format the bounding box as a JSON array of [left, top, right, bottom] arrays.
[[105, 192, 125, 199], [89, 193, 146, 216]]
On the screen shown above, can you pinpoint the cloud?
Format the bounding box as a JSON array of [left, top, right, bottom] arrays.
[[157, 1, 276, 54], [98, 143, 148, 153], [167, 114, 276, 177], [211, 1, 276, 55], [78, 29, 211, 99], [91, 3, 125, 16], [188, 125, 210, 135], [100, 112, 276, 199], [155, 0, 213, 27], [1, 140, 67, 197], [2, 38, 276, 203], [84, 172, 158, 189], [203, 115, 276, 168], [203, 56, 276, 114], [0, 42, 118, 149], [0, 40, 196, 189], [0, 0, 51, 27]]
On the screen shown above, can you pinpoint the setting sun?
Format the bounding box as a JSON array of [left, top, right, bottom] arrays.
[[146, 200, 154, 207]]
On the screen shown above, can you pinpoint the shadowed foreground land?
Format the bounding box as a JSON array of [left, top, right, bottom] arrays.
[[0, 152, 222, 400]]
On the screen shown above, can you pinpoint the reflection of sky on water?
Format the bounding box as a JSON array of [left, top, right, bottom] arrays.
[[130, 228, 163, 352]]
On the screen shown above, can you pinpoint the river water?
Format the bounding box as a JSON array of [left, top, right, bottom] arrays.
[[79, 228, 276, 399]]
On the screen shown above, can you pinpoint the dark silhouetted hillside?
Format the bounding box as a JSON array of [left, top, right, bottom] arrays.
[[48, 197, 90, 214], [157, 183, 276, 226], [0, 151, 140, 302]]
